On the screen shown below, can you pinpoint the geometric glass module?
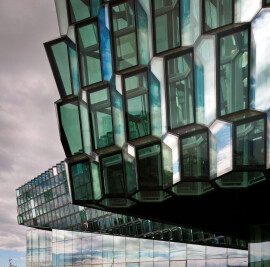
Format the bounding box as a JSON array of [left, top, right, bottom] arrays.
[[76, 20, 102, 87], [67, 0, 100, 24], [235, 117, 265, 168], [153, 0, 181, 54], [110, 0, 138, 71], [58, 101, 83, 156], [88, 86, 114, 150], [203, 0, 233, 32], [70, 161, 92, 201], [166, 50, 195, 129], [123, 69, 150, 140], [181, 130, 209, 179], [218, 27, 249, 116]]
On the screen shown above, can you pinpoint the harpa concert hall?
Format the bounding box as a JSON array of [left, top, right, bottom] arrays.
[[16, 0, 270, 266]]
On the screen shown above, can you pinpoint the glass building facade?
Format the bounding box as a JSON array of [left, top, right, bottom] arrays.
[[17, 0, 270, 266], [26, 229, 248, 267]]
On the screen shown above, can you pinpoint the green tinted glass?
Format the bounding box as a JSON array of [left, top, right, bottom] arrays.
[[137, 144, 162, 187], [91, 163, 102, 200], [235, 118, 265, 167], [68, 0, 91, 24], [77, 21, 102, 86], [102, 153, 125, 195], [70, 162, 92, 201], [162, 143, 173, 187], [79, 100, 91, 155], [167, 52, 194, 129], [111, 0, 138, 71], [153, 0, 180, 53], [51, 41, 72, 95], [181, 132, 209, 178], [204, 0, 233, 31], [219, 29, 249, 116], [60, 102, 83, 156], [123, 151, 137, 193], [89, 88, 114, 149], [124, 71, 150, 140]]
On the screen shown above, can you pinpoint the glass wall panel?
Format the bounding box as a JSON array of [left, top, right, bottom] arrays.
[[154, 240, 169, 261], [114, 236, 126, 263], [219, 29, 249, 116], [204, 0, 233, 32], [124, 71, 150, 140], [89, 87, 114, 150], [60, 102, 83, 156], [123, 148, 137, 193], [111, 0, 138, 71], [251, 9, 270, 111], [167, 52, 194, 129], [103, 235, 113, 263], [187, 244, 206, 260], [80, 97, 91, 155], [181, 0, 201, 45], [170, 243, 186, 260], [137, 144, 162, 187], [92, 235, 102, 264], [77, 21, 102, 87], [235, 118, 265, 167], [68, 0, 91, 24], [82, 237, 92, 264], [70, 161, 92, 201], [181, 132, 209, 178], [55, 0, 69, 36], [102, 153, 125, 195], [153, 0, 180, 54], [235, 0, 261, 22], [140, 239, 153, 262], [126, 237, 139, 262], [91, 162, 102, 200]]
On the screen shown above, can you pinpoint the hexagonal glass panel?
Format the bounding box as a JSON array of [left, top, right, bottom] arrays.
[[101, 153, 125, 195], [219, 28, 249, 116], [89, 87, 114, 150], [124, 70, 150, 140], [90, 162, 102, 200], [153, 0, 180, 54], [132, 191, 171, 202], [171, 182, 214, 196], [181, 131, 209, 179], [123, 147, 137, 194], [111, 0, 138, 71], [235, 118, 265, 168], [70, 161, 92, 201], [204, 0, 233, 32], [137, 144, 162, 188], [166, 51, 195, 129], [76, 21, 102, 87]]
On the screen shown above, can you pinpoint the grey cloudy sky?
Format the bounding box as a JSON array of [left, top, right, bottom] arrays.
[[0, 0, 65, 254]]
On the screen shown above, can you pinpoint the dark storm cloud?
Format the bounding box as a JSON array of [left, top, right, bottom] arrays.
[[0, 0, 65, 251]]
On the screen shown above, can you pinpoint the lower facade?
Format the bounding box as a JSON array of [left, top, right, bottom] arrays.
[[26, 229, 248, 267]]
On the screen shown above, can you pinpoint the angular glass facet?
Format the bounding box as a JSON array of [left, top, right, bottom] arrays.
[[137, 144, 162, 188], [111, 0, 138, 71], [171, 182, 214, 196], [59, 102, 83, 156], [68, 0, 91, 24], [102, 153, 125, 195], [90, 162, 102, 200], [204, 0, 233, 32], [88, 87, 114, 150], [166, 51, 194, 129], [219, 28, 249, 116], [251, 9, 270, 111], [235, 0, 261, 23], [235, 118, 265, 167], [55, 0, 69, 35], [181, 131, 209, 178], [76, 21, 102, 87], [181, 0, 201, 46], [124, 71, 150, 140], [70, 162, 92, 201], [153, 0, 180, 54]]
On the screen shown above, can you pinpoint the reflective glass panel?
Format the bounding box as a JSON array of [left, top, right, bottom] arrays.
[[89, 87, 114, 150], [181, 132, 209, 178], [70, 161, 92, 201], [123, 149, 137, 193], [235, 118, 265, 167], [167, 52, 194, 129], [126, 237, 139, 262], [153, 0, 180, 53], [111, 0, 138, 71], [204, 0, 232, 31], [137, 144, 162, 187], [124, 71, 150, 140], [219, 29, 249, 116], [102, 153, 125, 195], [60, 102, 83, 156], [68, 0, 91, 24], [91, 163, 102, 200], [77, 21, 102, 87]]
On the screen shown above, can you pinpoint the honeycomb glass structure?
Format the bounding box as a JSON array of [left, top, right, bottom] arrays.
[[45, 0, 270, 213]]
